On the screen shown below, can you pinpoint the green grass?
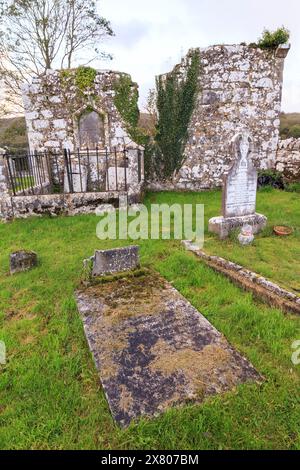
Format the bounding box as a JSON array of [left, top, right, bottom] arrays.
[[203, 188, 300, 292], [0, 189, 300, 450], [15, 176, 35, 191]]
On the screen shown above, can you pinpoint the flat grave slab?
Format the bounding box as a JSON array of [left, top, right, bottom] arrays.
[[76, 271, 262, 426]]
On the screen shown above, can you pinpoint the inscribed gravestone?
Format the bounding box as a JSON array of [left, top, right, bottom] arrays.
[[208, 131, 267, 239], [223, 133, 257, 218], [91, 246, 140, 277]]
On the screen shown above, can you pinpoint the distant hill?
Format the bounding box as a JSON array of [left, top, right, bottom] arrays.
[[280, 112, 300, 139], [0, 112, 299, 151], [139, 112, 156, 136], [0, 116, 28, 150]]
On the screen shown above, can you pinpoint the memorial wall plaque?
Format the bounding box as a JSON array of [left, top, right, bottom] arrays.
[[79, 111, 105, 149]]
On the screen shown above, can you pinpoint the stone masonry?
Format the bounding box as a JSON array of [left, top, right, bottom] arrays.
[[21, 68, 144, 201], [0, 152, 8, 196], [276, 138, 300, 182], [151, 43, 290, 191], [91, 246, 140, 277], [0, 69, 146, 221], [22, 69, 140, 152]]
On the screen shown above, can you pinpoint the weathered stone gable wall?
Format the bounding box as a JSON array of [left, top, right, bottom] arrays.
[[276, 138, 300, 181], [22, 69, 138, 152], [153, 44, 289, 191]]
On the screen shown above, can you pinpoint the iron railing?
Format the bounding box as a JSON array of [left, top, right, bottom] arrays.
[[4, 147, 142, 196]]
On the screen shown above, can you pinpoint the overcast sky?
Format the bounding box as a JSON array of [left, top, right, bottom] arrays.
[[97, 0, 300, 112]]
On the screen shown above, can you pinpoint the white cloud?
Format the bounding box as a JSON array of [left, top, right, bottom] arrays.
[[97, 0, 300, 111]]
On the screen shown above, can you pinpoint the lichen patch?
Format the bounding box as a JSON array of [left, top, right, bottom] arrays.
[[76, 272, 263, 426]]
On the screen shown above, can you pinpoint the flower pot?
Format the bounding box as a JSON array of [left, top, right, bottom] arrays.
[[273, 226, 293, 236]]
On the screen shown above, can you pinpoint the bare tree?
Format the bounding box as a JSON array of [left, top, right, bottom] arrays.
[[143, 88, 157, 135], [0, 0, 113, 115], [62, 0, 113, 68]]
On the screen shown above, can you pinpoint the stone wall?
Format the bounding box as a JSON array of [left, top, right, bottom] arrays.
[[276, 138, 300, 181], [0, 69, 146, 220], [0, 190, 138, 221], [22, 69, 140, 152], [151, 43, 289, 191]]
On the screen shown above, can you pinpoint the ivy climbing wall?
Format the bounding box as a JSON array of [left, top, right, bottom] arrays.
[[22, 68, 141, 152], [152, 44, 290, 191]]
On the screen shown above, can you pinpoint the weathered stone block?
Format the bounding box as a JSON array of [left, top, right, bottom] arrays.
[[91, 246, 140, 276], [34, 119, 49, 130], [53, 119, 66, 129], [10, 250, 38, 275]]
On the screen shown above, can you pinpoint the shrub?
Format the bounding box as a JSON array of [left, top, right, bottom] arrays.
[[258, 27, 290, 49], [258, 170, 285, 190], [285, 182, 300, 193], [113, 75, 139, 132], [75, 66, 97, 91]]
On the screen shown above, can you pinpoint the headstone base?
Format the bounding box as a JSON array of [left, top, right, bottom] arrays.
[[209, 213, 267, 239]]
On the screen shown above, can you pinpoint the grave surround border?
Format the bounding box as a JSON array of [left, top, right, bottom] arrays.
[[183, 241, 300, 315]]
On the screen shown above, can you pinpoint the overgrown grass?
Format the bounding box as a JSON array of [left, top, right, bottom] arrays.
[[202, 188, 300, 291], [0, 189, 299, 450]]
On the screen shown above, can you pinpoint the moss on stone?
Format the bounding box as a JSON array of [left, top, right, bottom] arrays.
[[75, 66, 97, 92], [83, 270, 167, 324]]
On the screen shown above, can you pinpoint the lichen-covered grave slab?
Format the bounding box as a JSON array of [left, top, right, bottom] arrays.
[[76, 271, 262, 426]]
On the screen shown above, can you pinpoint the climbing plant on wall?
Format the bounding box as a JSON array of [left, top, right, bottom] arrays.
[[113, 75, 143, 142], [154, 49, 200, 179], [60, 66, 97, 95], [75, 66, 97, 92]]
